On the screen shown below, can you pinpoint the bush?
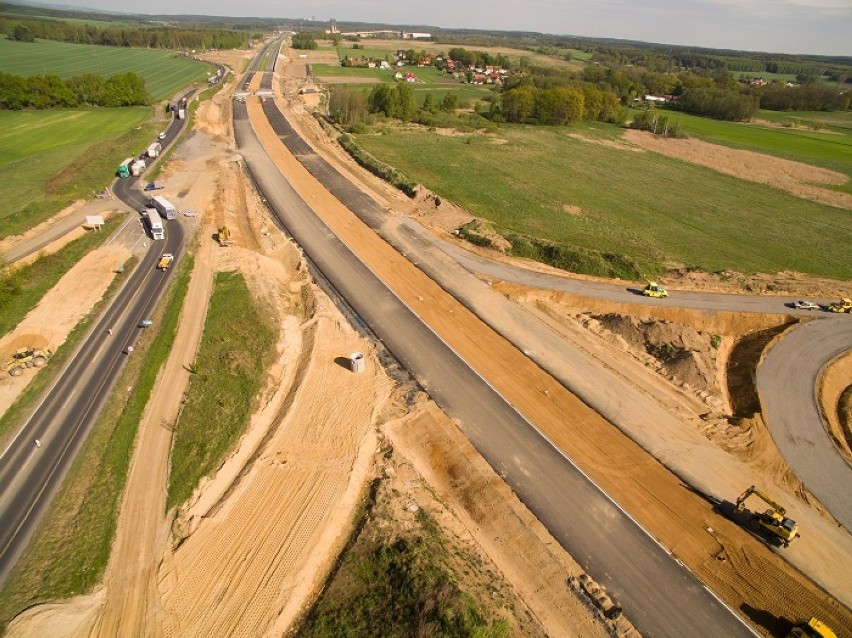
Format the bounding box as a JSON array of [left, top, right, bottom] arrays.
[[507, 233, 643, 279]]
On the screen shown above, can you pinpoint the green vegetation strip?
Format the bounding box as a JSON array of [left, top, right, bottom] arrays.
[[0, 254, 192, 632], [299, 484, 507, 638], [0, 109, 157, 237], [0, 215, 124, 336], [0, 37, 209, 101], [167, 271, 276, 510], [338, 134, 417, 197], [355, 125, 852, 280]]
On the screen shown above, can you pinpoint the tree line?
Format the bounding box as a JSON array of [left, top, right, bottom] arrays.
[[291, 32, 318, 50], [1, 16, 249, 50], [0, 71, 149, 109]]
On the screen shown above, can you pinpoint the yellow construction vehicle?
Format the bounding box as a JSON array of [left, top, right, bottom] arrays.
[[735, 485, 799, 547], [0, 347, 52, 381], [787, 618, 837, 638], [217, 225, 233, 247], [157, 253, 174, 270], [827, 298, 852, 313], [642, 281, 668, 298]]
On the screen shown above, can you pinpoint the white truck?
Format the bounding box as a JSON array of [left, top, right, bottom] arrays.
[[145, 208, 164, 240], [146, 142, 162, 158], [177, 108, 186, 120], [131, 159, 146, 176], [150, 195, 177, 220]]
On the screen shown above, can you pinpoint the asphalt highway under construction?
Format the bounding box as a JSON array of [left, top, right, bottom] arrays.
[[232, 70, 756, 637]]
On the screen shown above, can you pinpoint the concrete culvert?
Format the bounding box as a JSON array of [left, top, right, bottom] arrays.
[[349, 352, 365, 373]]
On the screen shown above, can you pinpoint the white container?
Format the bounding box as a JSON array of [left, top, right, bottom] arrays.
[[349, 352, 365, 373]]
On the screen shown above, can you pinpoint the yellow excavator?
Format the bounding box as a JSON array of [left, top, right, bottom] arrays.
[[735, 485, 799, 547], [787, 617, 837, 638], [217, 225, 233, 247]]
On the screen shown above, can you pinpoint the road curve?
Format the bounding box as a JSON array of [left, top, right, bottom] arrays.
[[233, 88, 754, 636], [758, 317, 852, 529], [0, 96, 192, 584]]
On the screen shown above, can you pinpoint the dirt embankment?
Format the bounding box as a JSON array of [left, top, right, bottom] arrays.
[[818, 352, 852, 464], [387, 401, 637, 637], [625, 129, 852, 210]]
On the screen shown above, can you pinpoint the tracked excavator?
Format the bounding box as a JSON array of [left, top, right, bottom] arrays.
[[787, 617, 837, 638], [735, 485, 799, 547]]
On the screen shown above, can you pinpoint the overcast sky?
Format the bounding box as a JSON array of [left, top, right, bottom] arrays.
[[52, 0, 852, 56]]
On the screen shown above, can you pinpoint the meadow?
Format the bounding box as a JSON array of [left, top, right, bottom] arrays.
[[0, 108, 157, 237], [0, 37, 208, 100], [644, 108, 852, 178], [356, 123, 852, 280]]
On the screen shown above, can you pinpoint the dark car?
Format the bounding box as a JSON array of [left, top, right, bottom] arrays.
[[144, 183, 157, 191]]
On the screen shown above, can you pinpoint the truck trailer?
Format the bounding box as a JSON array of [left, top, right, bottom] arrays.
[[150, 195, 177, 220], [177, 108, 186, 120], [117, 157, 134, 178], [131, 159, 146, 176], [146, 142, 162, 158], [145, 209, 164, 240]]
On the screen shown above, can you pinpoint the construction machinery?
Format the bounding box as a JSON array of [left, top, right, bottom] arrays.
[[787, 618, 837, 638], [827, 298, 852, 313], [0, 347, 52, 381], [735, 485, 799, 547], [217, 225, 234, 247], [642, 281, 668, 298], [157, 253, 174, 270]]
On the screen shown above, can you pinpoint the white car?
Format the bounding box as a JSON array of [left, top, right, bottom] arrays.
[[158, 132, 167, 140], [790, 300, 820, 311]]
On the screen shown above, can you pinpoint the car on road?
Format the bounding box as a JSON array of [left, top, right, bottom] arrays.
[[123, 345, 134, 355], [158, 132, 167, 140], [642, 282, 668, 298], [788, 300, 821, 311], [138, 319, 153, 328]]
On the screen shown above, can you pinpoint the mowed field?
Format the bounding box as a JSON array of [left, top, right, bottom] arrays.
[[356, 123, 852, 279], [0, 108, 155, 237], [647, 108, 852, 185], [0, 37, 208, 100]]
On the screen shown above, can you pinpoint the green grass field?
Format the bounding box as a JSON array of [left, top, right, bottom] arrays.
[[0, 37, 209, 100], [0, 108, 157, 237], [167, 271, 276, 509], [643, 108, 852, 176], [356, 124, 852, 279]]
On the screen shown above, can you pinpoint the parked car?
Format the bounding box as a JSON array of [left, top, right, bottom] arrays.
[[144, 183, 158, 191], [183, 209, 198, 217], [139, 319, 153, 328], [789, 300, 820, 311]]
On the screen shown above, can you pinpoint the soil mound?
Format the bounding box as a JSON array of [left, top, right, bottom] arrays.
[[584, 313, 720, 399]]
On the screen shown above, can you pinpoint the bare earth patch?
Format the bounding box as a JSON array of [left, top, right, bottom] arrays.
[[624, 129, 852, 210], [0, 243, 130, 417]]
